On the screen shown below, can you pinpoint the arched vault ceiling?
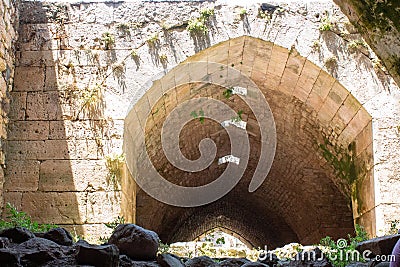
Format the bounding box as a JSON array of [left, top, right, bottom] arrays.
[[124, 36, 373, 247]]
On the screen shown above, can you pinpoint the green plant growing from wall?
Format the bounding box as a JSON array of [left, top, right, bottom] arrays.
[[98, 216, 126, 243], [71, 227, 84, 242], [0, 203, 58, 232], [191, 110, 205, 124], [216, 236, 225, 245], [78, 84, 104, 119], [324, 55, 338, 73], [258, 9, 271, 21], [116, 23, 130, 37], [231, 110, 244, 122], [187, 19, 208, 34], [319, 224, 368, 267], [223, 87, 233, 99], [84, 49, 100, 65], [239, 8, 247, 19], [112, 62, 125, 78], [101, 32, 115, 50], [187, 8, 215, 34], [389, 220, 400, 235], [347, 40, 368, 53], [319, 12, 333, 31], [105, 153, 125, 188], [147, 33, 160, 45], [311, 40, 321, 52], [130, 49, 141, 70], [200, 8, 215, 20], [104, 216, 125, 230], [112, 62, 127, 91], [131, 49, 139, 59], [372, 58, 386, 72], [159, 54, 168, 65], [158, 242, 170, 254]]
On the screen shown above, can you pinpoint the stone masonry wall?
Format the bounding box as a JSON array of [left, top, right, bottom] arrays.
[[0, 0, 19, 212], [2, 0, 400, 242]]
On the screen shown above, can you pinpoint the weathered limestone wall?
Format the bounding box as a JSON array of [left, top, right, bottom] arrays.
[[0, 0, 19, 212], [333, 0, 400, 89], [3, 0, 400, 242]]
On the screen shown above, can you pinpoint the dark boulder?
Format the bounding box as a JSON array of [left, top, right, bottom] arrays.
[[75, 240, 119, 267], [157, 253, 185, 267], [41, 256, 78, 267], [219, 257, 251, 266], [344, 263, 368, 267], [0, 237, 10, 248], [17, 237, 65, 265], [185, 255, 217, 267], [258, 252, 279, 266], [288, 247, 332, 267], [373, 263, 390, 267], [241, 263, 269, 267], [356, 235, 400, 258], [0, 227, 35, 243], [0, 249, 19, 266], [108, 224, 159, 260], [120, 255, 161, 267], [40, 227, 74, 246]]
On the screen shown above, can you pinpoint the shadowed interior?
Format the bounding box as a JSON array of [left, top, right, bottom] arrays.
[[124, 36, 374, 248]]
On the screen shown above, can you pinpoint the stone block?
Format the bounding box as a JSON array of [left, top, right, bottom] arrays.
[[21, 192, 87, 224], [26, 91, 62, 120], [86, 191, 121, 224], [2, 192, 23, 212], [55, 119, 123, 140], [9, 92, 27, 121], [263, 73, 281, 91], [14, 67, 44, 92], [340, 108, 372, 143], [39, 159, 109, 192], [7, 140, 99, 160], [334, 95, 361, 127], [208, 41, 228, 64], [307, 70, 335, 107], [354, 121, 373, 157], [3, 160, 40, 191], [8, 121, 49, 141], [266, 45, 289, 78], [17, 50, 58, 67], [293, 60, 321, 102], [278, 51, 305, 95], [44, 66, 59, 91]]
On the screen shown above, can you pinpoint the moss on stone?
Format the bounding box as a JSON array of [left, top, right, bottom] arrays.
[[392, 55, 400, 75], [318, 138, 366, 213], [347, 0, 400, 33]]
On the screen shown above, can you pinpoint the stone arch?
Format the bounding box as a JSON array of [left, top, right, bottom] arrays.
[[194, 227, 255, 249], [123, 36, 374, 247]]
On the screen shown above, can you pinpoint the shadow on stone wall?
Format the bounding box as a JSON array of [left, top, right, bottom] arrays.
[[4, 2, 84, 237]]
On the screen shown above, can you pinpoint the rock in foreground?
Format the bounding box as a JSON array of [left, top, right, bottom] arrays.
[[108, 223, 160, 260]]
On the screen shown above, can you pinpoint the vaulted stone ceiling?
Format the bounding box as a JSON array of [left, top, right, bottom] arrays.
[[125, 36, 373, 248]]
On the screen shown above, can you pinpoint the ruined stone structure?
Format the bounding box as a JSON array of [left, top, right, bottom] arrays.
[[1, 0, 400, 246], [0, 0, 19, 214]]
